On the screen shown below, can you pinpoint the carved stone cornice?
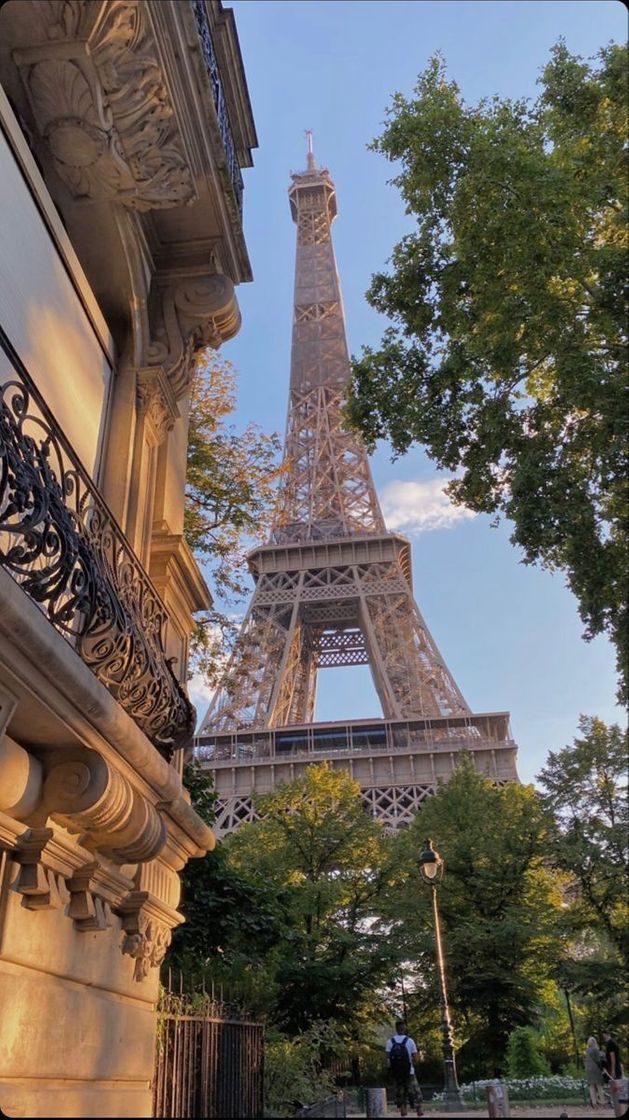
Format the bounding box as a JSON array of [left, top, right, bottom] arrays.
[[13, 1, 196, 212], [0, 808, 27, 853], [147, 273, 241, 398]]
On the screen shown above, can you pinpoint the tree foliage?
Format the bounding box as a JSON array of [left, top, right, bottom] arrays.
[[348, 43, 629, 698], [537, 716, 628, 1044], [264, 1022, 343, 1117], [381, 756, 564, 1077], [538, 716, 628, 957], [169, 737, 626, 1077], [169, 764, 399, 1034], [167, 765, 290, 1006], [184, 352, 283, 680], [225, 764, 399, 1034]]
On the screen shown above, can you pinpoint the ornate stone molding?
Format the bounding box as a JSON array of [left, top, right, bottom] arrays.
[[136, 367, 179, 445], [7, 819, 152, 943], [119, 889, 182, 982], [4, 777, 192, 977], [147, 273, 241, 398], [13, 1, 196, 211]]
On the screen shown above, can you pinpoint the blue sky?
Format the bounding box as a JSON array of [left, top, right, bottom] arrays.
[[190, 0, 626, 784]]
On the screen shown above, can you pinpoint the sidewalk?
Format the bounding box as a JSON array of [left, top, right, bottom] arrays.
[[348, 1107, 616, 1118]]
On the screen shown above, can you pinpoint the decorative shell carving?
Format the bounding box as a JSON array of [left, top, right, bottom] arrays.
[[16, 0, 196, 211]]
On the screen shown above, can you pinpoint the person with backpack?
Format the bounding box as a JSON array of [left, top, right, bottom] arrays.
[[385, 1019, 423, 1118]]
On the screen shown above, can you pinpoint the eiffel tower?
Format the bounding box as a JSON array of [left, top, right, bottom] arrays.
[[197, 136, 519, 835]]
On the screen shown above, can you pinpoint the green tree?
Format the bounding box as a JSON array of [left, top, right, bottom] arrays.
[[506, 1027, 550, 1078], [538, 717, 629, 1042], [348, 43, 629, 698], [225, 763, 398, 1034], [538, 717, 628, 958], [381, 755, 564, 1077], [184, 352, 283, 682], [166, 765, 290, 1013]]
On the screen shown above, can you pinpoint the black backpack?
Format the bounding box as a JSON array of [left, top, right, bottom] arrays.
[[389, 1036, 411, 1077]]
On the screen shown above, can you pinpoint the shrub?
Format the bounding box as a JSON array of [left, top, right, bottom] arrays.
[[506, 1027, 551, 1077], [264, 1022, 341, 1117]]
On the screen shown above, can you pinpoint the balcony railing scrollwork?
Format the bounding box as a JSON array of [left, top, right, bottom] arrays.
[[191, 0, 244, 215], [0, 327, 195, 760]]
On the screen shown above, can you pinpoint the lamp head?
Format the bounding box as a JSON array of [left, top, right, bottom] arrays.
[[418, 837, 444, 883]]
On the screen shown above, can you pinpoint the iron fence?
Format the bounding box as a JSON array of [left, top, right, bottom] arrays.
[[153, 994, 264, 1118]]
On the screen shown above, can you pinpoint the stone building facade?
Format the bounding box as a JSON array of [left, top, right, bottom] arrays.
[[0, 2, 256, 1115]]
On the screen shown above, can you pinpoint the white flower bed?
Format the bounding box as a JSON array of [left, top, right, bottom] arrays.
[[453, 1075, 585, 1102]]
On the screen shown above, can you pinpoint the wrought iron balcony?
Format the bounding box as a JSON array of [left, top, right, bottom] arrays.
[[0, 327, 195, 760], [192, 0, 245, 216]]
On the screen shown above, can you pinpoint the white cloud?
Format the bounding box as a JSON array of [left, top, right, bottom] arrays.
[[188, 673, 216, 726], [380, 477, 477, 534]]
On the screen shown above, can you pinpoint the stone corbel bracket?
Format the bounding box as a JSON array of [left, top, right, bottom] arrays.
[[118, 888, 183, 982], [36, 747, 167, 864], [11, 826, 56, 909], [12, 0, 196, 211], [66, 858, 133, 931], [147, 272, 241, 398]]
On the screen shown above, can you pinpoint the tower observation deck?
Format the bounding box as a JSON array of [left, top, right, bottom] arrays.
[[196, 140, 519, 835]]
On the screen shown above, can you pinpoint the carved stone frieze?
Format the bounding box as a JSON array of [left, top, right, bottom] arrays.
[[20, 864, 72, 912], [13, 0, 196, 211], [147, 273, 241, 397]]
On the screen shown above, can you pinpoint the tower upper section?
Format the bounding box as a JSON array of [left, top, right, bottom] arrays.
[[272, 141, 385, 542], [287, 144, 349, 393]]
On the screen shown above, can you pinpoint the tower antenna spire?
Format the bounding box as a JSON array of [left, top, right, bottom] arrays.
[[305, 128, 315, 170]]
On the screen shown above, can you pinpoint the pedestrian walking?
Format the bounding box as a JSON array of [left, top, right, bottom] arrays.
[[385, 1019, 423, 1118], [584, 1036, 606, 1107]]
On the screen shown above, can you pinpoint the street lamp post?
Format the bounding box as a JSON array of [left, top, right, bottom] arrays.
[[418, 838, 463, 1112]]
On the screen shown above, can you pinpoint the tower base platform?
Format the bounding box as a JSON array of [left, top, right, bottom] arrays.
[[195, 712, 519, 836]]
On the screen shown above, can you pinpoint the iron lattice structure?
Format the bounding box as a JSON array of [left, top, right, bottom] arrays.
[[197, 142, 518, 834]]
